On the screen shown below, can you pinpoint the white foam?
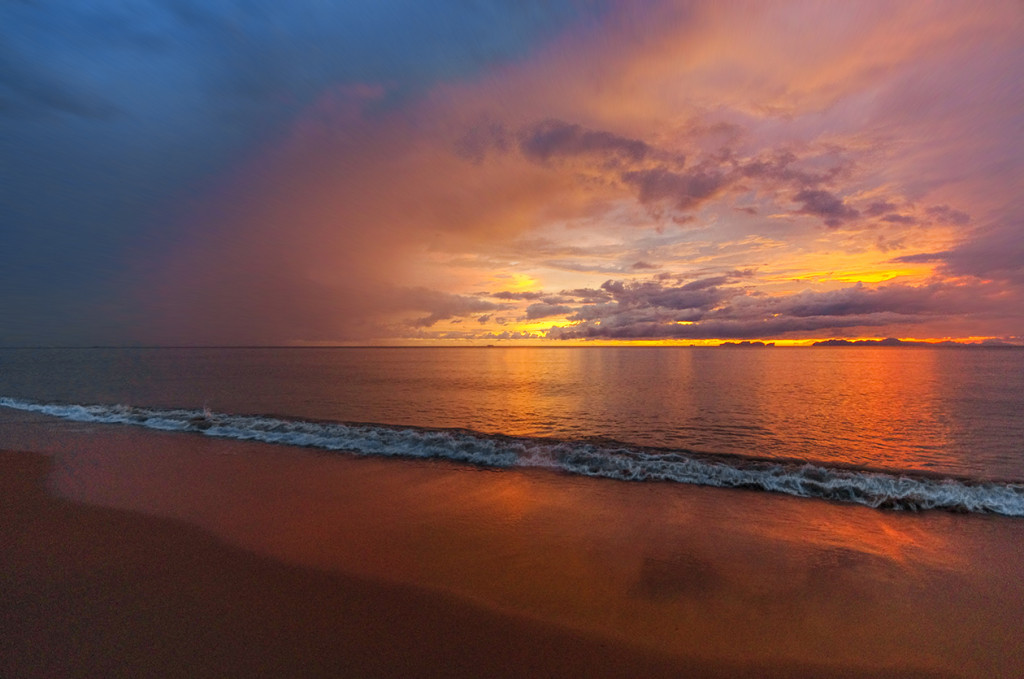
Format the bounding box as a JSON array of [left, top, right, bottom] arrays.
[[3, 396, 1022, 516]]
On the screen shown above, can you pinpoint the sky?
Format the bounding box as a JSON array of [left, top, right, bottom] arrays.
[[1, 0, 1022, 346]]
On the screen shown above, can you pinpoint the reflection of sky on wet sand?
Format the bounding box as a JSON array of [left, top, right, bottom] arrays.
[[8, 411, 1019, 677]]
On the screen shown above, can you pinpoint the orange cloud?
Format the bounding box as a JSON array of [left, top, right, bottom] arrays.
[[134, 1, 1023, 344]]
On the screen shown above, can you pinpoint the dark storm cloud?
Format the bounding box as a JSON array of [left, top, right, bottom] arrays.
[[793, 189, 859, 227], [518, 119, 650, 164]]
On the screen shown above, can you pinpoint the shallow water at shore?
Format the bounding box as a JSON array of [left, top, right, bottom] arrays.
[[3, 408, 1022, 677], [2, 346, 1022, 479]]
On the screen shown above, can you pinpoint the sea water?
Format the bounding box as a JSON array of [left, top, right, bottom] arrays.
[[3, 345, 1024, 676], [1, 346, 1022, 514]]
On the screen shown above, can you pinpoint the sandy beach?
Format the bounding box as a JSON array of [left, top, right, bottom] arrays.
[[2, 450, 720, 679], [2, 410, 1023, 678]]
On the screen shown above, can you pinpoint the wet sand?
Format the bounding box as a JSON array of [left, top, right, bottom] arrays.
[[2, 450, 721, 679], [2, 411, 1023, 677]]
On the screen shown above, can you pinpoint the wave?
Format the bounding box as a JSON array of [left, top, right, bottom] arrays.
[[3, 396, 1023, 517]]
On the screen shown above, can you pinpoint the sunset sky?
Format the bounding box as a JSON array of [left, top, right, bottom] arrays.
[[2, 1, 1021, 346]]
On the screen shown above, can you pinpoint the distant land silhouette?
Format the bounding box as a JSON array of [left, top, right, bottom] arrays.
[[810, 338, 1022, 348], [711, 338, 1022, 347]]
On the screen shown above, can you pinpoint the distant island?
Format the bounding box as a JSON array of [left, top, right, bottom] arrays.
[[812, 338, 1022, 348], [711, 338, 1023, 348]]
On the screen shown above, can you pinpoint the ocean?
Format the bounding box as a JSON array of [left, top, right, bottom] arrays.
[[2, 346, 1023, 676], [1, 346, 1022, 514]]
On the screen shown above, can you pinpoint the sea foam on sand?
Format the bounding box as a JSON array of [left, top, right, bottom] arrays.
[[2, 408, 1023, 678]]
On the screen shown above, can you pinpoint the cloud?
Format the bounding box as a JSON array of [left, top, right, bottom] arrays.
[[547, 278, 1007, 340], [486, 330, 543, 340], [397, 288, 504, 328], [621, 165, 730, 211], [39, 0, 1016, 346], [864, 201, 898, 217], [891, 252, 950, 264], [739, 151, 844, 189], [560, 287, 613, 302], [879, 213, 915, 224], [926, 205, 970, 226], [513, 116, 746, 217], [524, 302, 574, 320], [938, 226, 1024, 285], [792, 189, 859, 227], [761, 283, 941, 318], [598, 277, 731, 310], [551, 313, 913, 341], [492, 290, 546, 300], [518, 118, 650, 164]]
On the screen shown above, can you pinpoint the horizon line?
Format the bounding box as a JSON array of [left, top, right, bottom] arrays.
[[2, 340, 1022, 350]]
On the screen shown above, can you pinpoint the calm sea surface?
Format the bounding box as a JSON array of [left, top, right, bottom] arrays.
[[2, 346, 1021, 478]]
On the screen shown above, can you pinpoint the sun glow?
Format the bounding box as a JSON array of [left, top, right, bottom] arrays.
[[787, 267, 934, 284], [499, 273, 541, 292]]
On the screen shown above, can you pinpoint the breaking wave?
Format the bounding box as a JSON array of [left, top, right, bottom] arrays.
[[3, 396, 1022, 517]]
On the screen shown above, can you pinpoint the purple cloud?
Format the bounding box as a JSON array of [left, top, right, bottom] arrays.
[[546, 278, 1001, 340], [400, 288, 504, 328], [519, 118, 650, 164], [793, 189, 859, 227], [492, 290, 547, 300], [621, 166, 729, 210], [524, 302, 574, 320]]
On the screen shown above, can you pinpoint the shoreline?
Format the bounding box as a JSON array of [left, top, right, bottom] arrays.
[[3, 411, 1023, 677], [1, 449, 750, 679]]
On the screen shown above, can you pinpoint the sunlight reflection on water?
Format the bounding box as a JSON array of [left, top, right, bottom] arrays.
[[0, 346, 1021, 478]]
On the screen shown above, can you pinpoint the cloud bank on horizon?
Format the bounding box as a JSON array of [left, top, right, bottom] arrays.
[[2, 1, 1022, 345]]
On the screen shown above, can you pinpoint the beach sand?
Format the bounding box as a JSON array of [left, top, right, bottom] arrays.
[[2, 450, 714, 679], [2, 410, 1023, 677]]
